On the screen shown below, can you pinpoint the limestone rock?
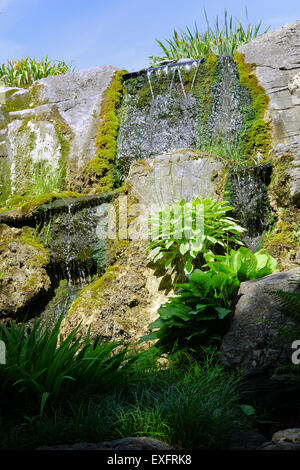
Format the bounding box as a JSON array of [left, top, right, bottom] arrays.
[[0, 66, 119, 201], [238, 21, 300, 206], [37, 437, 172, 450], [0, 224, 51, 321], [220, 268, 300, 376], [60, 242, 169, 345], [261, 428, 300, 450], [126, 149, 223, 207]]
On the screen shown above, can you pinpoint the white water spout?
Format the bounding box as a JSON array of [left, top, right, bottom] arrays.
[[177, 69, 186, 98], [147, 71, 155, 100]]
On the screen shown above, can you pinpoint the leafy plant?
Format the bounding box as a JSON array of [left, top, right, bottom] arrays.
[[150, 9, 269, 64], [0, 56, 74, 88], [142, 247, 278, 355], [146, 196, 245, 287], [204, 246, 278, 282]]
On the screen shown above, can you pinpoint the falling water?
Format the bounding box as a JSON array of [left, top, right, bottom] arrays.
[[228, 163, 272, 252], [190, 62, 200, 92], [65, 202, 73, 286], [177, 69, 187, 98], [147, 71, 154, 100]]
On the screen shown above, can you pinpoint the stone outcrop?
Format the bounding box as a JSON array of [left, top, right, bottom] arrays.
[[0, 224, 51, 320], [238, 21, 300, 206], [126, 149, 223, 207], [0, 66, 119, 201], [260, 428, 300, 450], [220, 268, 300, 376], [60, 242, 169, 345]]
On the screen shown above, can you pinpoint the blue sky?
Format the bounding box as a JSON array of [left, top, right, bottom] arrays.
[[0, 0, 299, 72]]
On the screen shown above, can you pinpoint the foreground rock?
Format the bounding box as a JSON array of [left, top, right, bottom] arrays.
[[220, 268, 300, 376], [0, 224, 51, 321], [238, 21, 300, 206], [261, 428, 300, 450], [37, 437, 172, 451]]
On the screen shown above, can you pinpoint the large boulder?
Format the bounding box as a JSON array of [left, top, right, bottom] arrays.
[[126, 149, 223, 207], [0, 224, 51, 321], [238, 21, 300, 206], [220, 268, 300, 376]]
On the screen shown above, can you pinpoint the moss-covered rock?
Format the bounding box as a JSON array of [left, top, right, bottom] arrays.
[[0, 224, 51, 321], [60, 240, 169, 346]]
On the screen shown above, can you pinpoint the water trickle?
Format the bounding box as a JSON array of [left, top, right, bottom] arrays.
[[190, 62, 200, 93], [228, 163, 272, 252], [177, 69, 187, 98], [65, 202, 73, 286], [147, 71, 154, 100], [169, 68, 176, 93]]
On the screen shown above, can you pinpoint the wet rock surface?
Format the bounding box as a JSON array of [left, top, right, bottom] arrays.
[[238, 21, 300, 207]]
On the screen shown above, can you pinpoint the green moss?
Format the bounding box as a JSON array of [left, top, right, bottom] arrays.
[[262, 150, 300, 270], [68, 265, 117, 315], [0, 191, 82, 216], [75, 70, 127, 195], [195, 53, 218, 148], [234, 52, 272, 159]]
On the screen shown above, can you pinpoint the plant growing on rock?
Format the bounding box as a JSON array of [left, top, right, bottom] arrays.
[[149, 9, 269, 64], [0, 56, 74, 88], [146, 196, 245, 288]]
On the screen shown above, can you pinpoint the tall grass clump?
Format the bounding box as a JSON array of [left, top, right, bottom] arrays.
[[0, 315, 135, 411], [150, 9, 269, 64], [0, 56, 74, 88], [0, 349, 252, 450]]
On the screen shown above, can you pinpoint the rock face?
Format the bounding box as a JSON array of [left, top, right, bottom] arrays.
[[60, 242, 169, 344], [220, 268, 300, 376], [238, 21, 300, 206], [261, 428, 300, 450], [126, 149, 223, 207], [0, 66, 119, 202], [0, 224, 51, 320]]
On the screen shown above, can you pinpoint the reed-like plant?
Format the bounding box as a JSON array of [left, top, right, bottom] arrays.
[[0, 315, 134, 412], [149, 9, 269, 64], [0, 56, 74, 87]]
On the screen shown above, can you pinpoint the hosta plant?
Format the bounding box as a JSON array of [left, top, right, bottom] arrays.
[[141, 247, 278, 355], [146, 196, 245, 288]]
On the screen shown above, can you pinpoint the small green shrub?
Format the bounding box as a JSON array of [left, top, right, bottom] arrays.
[[0, 56, 74, 88], [146, 196, 245, 286]]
